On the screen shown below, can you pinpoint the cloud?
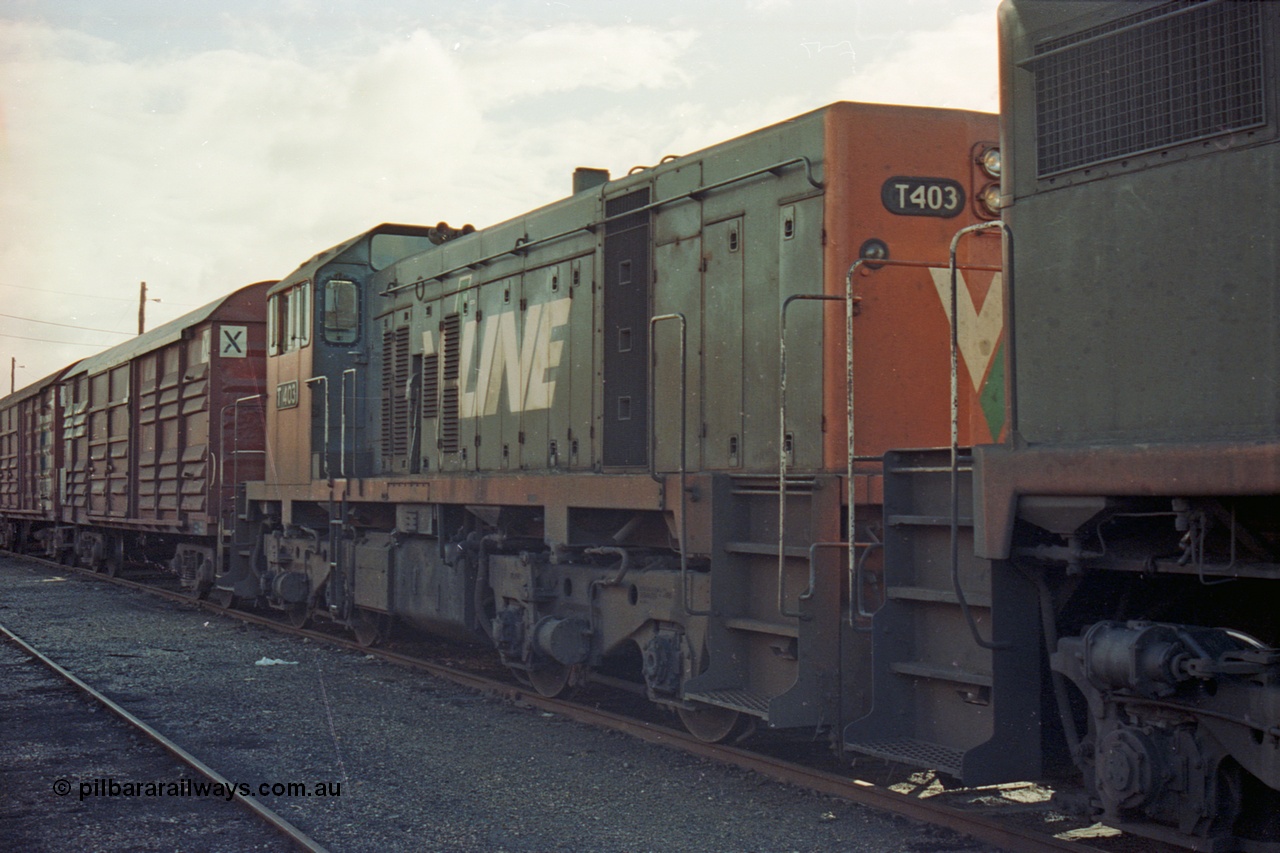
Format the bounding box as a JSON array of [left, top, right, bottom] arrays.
[[835, 2, 1000, 111], [464, 23, 697, 102], [0, 4, 1002, 385], [0, 17, 699, 380]]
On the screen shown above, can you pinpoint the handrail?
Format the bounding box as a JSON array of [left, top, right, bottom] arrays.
[[778, 293, 846, 620], [215, 393, 264, 574], [340, 368, 357, 478], [796, 541, 846, 616], [381, 157, 824, 298], [216, 394, 264, 507], [649, 313, 706, 616], [840, 255, 1002, 628], [304, 376, 330, 481], [948, 221, 1010, 651], [852, 525, 883, 622]]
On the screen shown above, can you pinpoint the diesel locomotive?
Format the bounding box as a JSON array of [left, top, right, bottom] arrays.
[[4, 2, 1279, 847], [844, 2, 1280, 850], [219, 101, 1004, 743]]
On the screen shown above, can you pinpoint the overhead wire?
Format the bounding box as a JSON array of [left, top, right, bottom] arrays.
[[0, 331, 117, 347], [0, 312, 133, 336], [0, 281, 200, 308]]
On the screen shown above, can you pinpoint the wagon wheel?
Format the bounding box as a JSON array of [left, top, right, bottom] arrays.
[[77, 536, 102, 572], [352, 610, 392, 648], [287, 603, 311, 629], [677, 702, 753, 743], [103, 536, 125, 578], [527, 662, 578, 698]]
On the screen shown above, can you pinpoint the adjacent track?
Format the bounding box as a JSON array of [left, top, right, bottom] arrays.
[[6, 551, 1129, 853], [0, 617, 330, 853]]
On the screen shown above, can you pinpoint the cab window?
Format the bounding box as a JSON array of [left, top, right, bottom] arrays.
[[269, 282, 312, 355], [322, 279, 360, 344]]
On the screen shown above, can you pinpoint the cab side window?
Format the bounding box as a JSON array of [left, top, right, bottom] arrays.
[[322, 279, 359, 345], [269, 282, 312, 355]]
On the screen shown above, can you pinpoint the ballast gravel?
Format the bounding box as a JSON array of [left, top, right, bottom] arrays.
[[0, 557, 1007, 852]]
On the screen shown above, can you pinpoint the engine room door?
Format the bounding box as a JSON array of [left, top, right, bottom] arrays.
[[702, 216, 744, 469], [602, 188, 652, 468]]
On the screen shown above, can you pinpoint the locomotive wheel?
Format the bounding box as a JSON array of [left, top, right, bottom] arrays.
[[527, 662, 576, 698], [678, 702, 748, 743]]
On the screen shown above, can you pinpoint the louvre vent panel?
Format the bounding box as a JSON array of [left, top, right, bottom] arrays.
[[440, 313, 461, 453], [381, 327, 412, 459], [439, 387, 460, 453], [441, 314, 461, 381], [1031, 0, 1266, 177]]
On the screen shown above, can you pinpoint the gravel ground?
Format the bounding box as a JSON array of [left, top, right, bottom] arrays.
[[0, 557, 1009, 853], [0, 639, 294, 853]]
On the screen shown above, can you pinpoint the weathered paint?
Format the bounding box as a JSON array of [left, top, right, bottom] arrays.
[[457, 297, 572, 418]]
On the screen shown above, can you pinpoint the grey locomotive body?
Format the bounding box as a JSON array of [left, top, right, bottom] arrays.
[[847, 3, 1280, 849]]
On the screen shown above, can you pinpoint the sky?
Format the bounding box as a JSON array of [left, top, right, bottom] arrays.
[[0, 0, 1002, 389]]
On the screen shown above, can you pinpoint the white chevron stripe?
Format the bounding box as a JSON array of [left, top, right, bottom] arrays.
[[928, 268, 1004, 392]]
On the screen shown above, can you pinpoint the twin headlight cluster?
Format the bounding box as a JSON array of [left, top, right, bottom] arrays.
[[977, 146, 1002, 216]]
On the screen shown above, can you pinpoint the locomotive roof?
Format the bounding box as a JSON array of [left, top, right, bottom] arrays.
[[65, 280, 275, 380], [267, 222, 440, 299]]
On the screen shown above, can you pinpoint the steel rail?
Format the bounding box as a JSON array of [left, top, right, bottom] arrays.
[[0, 619, 331, 853], [266, 641, 1111, 853], [3, 551, 1109, 853]]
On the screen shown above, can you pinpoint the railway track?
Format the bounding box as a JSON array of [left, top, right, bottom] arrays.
[[4, 551, 1168, 853], [0, 618, 329, 853]]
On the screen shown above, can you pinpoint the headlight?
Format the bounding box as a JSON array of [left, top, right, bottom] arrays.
[[979, 147, 1002, 179], [858, 238, 889, 269], [978, 183, 1002, 216]]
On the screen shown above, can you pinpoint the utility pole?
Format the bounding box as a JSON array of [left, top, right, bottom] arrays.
[[10, 357, 22, 394], [138, 281, 161, 335]]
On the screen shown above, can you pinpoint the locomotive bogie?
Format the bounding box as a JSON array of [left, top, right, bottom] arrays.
[[487, 548, 711, 701]]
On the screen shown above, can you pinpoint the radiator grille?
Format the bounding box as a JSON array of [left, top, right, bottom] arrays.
[[381, 327, 411, 459], [441, 314, 461, 381], [439, 388, 460, 453], [1031, 0, 1267, 177], [440, 313, 461, 453]]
